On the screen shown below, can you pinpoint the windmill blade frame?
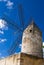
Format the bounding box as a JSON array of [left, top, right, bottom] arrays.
[[18, 4, 25, 30], [7, 33, 22, 55], [2, 13, 23, 32]]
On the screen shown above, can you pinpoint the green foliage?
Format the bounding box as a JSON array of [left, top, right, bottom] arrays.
[[42, 46, 44, 48]]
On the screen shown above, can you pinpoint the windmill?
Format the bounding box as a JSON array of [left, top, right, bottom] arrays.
[[2, 4, 32, 56]]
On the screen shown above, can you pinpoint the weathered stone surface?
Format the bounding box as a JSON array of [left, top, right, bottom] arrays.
[[0, 53, 20, 65], [21, 21, 43, 58], [0, 53, 44, 65]]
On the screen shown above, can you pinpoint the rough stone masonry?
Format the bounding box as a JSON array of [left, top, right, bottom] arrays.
[[21, 21, 43, 58]]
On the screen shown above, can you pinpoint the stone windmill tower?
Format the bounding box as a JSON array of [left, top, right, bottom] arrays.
[[0, 21, 44, 65], [21, 21, 43, 58]]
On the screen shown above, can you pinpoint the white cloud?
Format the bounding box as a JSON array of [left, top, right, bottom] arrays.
[[0, 0, 14, 9], [14, 52, 17, 54], [0, 0, 7, 2], [0, 53, 2, 56], [43, 42, 44, 46], [0, 30, 4, 34], [3, 0, 7, 2], [0, 19, 8, 44], [1, 56, 5, 58], [0, 38, 7, 43], [6, 1, 14, 9], [19, 44, 22, 48], [0, 19, 8, 30], [42, 42, 44, 52], [43, 42, 44, 58], [43, 48, 44, 58], [0, 0, 2, 2], [43, 48, 44, 51]]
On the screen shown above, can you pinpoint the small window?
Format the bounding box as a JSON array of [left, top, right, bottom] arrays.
[[30, 30, 32, 32]]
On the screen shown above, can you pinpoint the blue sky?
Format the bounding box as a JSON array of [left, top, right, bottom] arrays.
[[0, 0, 44, 58]]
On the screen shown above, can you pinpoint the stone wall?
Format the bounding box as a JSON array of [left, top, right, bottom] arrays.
[[0, 53, 44, 65], [21, 22, 43, 58], [20, 53, 44, 65], [0, 53, 20, 65]]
